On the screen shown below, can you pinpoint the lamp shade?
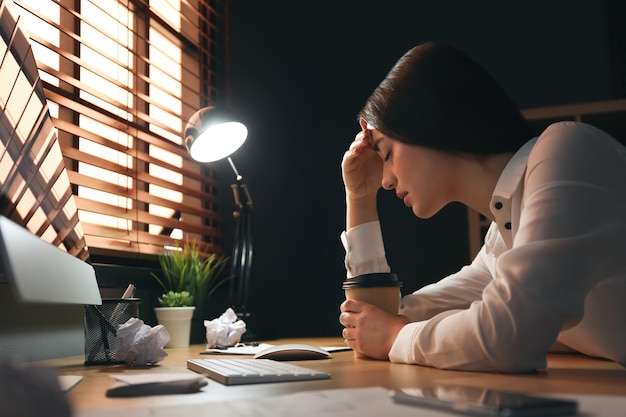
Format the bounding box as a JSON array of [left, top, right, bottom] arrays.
[[184, 106, 248, 163]]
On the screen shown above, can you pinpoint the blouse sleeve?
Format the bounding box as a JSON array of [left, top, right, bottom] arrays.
[[340, 220, 391, 277], [399, 242, 493, 322], [390, 122, 626, 372]]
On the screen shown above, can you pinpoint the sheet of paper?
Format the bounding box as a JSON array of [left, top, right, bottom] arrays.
[[202, 343, 273, 355], [202, 343, 352, 355], [58, 375, 83, 392], [73, 386, 626, 417], [315, 346, 353, 352]]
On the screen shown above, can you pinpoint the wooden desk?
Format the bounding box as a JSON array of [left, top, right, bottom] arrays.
[[45, 337, 626, 411]]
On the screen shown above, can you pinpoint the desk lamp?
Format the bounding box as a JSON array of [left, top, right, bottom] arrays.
[[184, 106, 254, 336]]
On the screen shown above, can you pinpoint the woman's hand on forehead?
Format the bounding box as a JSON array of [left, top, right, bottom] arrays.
[[358, 119, 377, 148], [359, 118, 377, 132]]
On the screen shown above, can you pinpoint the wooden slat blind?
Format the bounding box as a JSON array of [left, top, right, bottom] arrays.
[[14, 0, 228, 259], [1, 0, 89, 260]]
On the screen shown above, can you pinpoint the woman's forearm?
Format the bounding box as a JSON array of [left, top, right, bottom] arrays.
[[346, 194, 378, 230]]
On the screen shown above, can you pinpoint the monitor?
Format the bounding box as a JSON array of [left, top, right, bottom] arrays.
[[0, 215, 100, 304]]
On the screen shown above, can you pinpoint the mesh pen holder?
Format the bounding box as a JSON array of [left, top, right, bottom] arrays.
[[84, 298, 140, 365]]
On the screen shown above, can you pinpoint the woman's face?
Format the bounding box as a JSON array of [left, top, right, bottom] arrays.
[[368, 129, 458, 219]]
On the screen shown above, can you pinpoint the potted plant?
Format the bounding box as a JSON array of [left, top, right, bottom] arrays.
[[152, 240, 229, 347]]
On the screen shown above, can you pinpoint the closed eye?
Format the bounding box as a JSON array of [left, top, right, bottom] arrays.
[[371, 138, 381, 153], [371, 137, 390, 161]]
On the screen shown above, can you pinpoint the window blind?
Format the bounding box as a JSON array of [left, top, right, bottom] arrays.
[[1, 0, 89, 260], [14, 0, 228, 259]]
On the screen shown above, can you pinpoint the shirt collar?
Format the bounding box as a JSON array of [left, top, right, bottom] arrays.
[[487, 137, 537, 249], [491, 137, 537, 207]]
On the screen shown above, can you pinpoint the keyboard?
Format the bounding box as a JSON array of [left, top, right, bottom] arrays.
[[187, 358, 330, 385]]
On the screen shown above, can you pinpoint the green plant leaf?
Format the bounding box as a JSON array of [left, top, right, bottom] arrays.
[[152, 239, 231, 307], [158, 291, 194, 307]]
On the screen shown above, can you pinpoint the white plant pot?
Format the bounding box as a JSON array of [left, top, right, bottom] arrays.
[[154, 306, 196, 348]]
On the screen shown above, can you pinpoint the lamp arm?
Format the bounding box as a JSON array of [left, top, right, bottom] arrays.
[[240, 183, 253, 208], [227, 157, 254, 330], [227, 157, 242, 181], [227, 157, 253, 207], [229, 191, 253, 323]]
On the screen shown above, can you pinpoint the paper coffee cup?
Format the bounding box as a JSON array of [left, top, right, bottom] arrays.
[[342, 273, 402, 358]]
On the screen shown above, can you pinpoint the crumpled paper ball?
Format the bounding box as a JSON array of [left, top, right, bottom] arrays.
[[116, 317, 170, 366], [204, 308, 246, 348]]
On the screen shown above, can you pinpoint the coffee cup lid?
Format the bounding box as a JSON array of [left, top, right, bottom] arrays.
[[342, 272, 402, 289]]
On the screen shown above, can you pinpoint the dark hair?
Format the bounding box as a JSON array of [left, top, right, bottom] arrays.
[[359, 42, 534, 155]]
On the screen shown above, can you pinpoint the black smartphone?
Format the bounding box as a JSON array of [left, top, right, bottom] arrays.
[[391, 385, 578, 416]]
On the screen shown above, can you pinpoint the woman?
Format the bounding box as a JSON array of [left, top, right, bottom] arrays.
[[339, 41, 626, 373]]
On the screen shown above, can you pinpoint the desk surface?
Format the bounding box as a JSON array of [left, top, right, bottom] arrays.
[[45, 337, 626, 410]]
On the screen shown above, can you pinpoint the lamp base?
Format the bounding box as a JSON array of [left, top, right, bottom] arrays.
[[240, 329, 257, 343], [234, 309, 256, 342]]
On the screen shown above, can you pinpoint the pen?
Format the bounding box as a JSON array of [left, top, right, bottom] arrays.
[[87, 305, 118, 362], [110, 284, 136, 322], [234, 342, 259, 347], [213, 342, 258, 350]]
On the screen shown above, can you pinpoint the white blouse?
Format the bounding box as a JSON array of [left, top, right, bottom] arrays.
[[341, 121, 626, 372]]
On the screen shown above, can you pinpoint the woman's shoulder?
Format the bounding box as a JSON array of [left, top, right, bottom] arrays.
[[531, 121, 625, 161], [527, 121, 626, 181], [537, 121, 620, 148]]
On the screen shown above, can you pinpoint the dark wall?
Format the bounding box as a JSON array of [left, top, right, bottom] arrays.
[[225, 0, 616, 339]]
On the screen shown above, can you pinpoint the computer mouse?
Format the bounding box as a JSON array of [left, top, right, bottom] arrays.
[[253, 343, 331, 361]]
